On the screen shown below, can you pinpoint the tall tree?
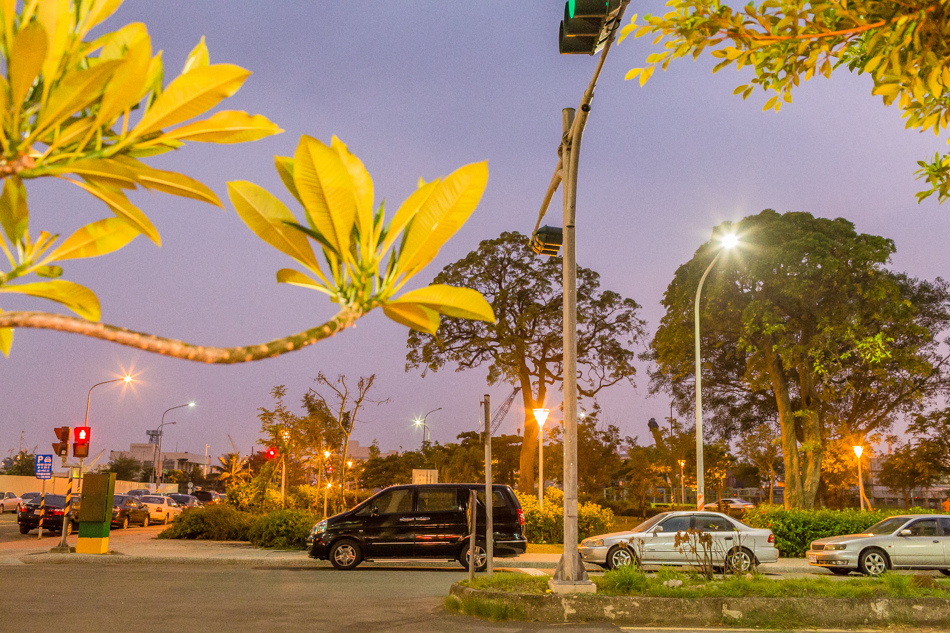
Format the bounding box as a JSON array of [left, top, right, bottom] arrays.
[[651, 210, 950, 508], [736, 420, 783, 503], [621, 0, 950, 203], [406, 232, 646, 494], [878, 439, 946, 508], [102, 455, 141, 482]]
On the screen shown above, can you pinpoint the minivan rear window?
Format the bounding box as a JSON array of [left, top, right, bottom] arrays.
[[476, 490, 508, 509]]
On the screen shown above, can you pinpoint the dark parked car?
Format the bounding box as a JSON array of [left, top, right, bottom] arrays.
[[125, 489, 151, 498], [167, 493, 202, 508], [17, 494, 79, 535], [307, 483, 527, 571], [111, 494, 151, 528], [191, 490, 223, 505], [17, 492, 41, 512]]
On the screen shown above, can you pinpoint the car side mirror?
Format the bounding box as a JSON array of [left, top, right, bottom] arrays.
[[653, 526, 663, 533], [899, 529, 912, 537]]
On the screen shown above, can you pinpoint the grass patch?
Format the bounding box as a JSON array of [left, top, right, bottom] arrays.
[[444, 594, 525, 621], [525, 543, 563, 554], [460, 571, 549, 594], [594, 568, 950, 599]]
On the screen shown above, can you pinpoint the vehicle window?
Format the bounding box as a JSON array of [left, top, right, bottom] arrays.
[[417, 489, 459, 512], [907, 519, 939, 536], [371, 489, 413, 515], [658, 515, 692, 533], [5, 492, 13, 499], [142, 496, 162, 503], [632, 514, 666, 532], [475, 490, 508, 508], [939, 518, 950, 536], [864, 517, 911, 534], [695, 515, 735, 532]]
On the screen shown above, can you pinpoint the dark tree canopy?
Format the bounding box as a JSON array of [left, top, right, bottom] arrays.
[[651, 209, 950, 509], [406, 231, 646, 494]]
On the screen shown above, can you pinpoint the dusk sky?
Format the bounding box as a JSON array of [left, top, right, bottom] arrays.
[[2, 2, 948, 467]]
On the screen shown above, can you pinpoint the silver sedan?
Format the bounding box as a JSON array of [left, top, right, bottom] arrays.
[[807, 514, 950, 576], [579, 511, 779, 571]]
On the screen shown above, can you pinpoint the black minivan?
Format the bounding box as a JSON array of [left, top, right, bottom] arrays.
[[307, 483, 527, 570]]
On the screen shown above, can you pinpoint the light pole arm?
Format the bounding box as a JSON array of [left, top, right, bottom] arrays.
[[83, 377, 126, 426], [694, 248, 724, 510]]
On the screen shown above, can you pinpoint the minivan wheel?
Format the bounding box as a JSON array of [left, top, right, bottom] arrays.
[[459, 541, 487, 572], [858, 548, 889, 576], [606, 544, 636, 570], [329, 540, 362, 570]]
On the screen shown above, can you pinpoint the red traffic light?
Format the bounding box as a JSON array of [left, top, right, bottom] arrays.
[[264, 447, 278, 460], [74, 426, 90, 444], [52, 426, 70, 457]]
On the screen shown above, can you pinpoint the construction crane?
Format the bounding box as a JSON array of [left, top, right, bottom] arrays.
[[487, 386, 522, 436]]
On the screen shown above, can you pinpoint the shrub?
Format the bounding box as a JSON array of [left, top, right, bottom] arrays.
[[248, 509, 320, 550], [516, 488, 613, 543], [157, 505, 255, 541], [740, 504, 939, 557]]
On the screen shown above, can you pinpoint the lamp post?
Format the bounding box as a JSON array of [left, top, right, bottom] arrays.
[[678, 460, 686, 507], [346, 460, 353, 506], [853, 445, 866, 510], [323, 450, 331, 518], [413, 407, 442, 449], [533, 408, 550, 507], [156, 402, 194, 486], [694, 233, 738, 510]]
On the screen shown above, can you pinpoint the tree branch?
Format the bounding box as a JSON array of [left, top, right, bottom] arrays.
[[0, 308, 362, 364]]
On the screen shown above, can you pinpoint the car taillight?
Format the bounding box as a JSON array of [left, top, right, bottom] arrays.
[[768, 533, 774, 543], [517, 509, 524, 526], [51, 509, 64, 516]]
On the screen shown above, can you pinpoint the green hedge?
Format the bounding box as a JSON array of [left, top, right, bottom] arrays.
[[740, 505, 942, 557], [516, 488, 614, 544], [248, 509, 319, 550], [157, 505, 255, 541]]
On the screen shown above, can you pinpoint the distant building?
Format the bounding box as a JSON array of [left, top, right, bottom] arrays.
[[345, 440, 397, 461], [110, 443, 210, 475]]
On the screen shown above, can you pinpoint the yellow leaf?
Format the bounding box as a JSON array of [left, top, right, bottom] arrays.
[[639, 65, 655, 87], [69, 179, 161, 245], [625, 67, 642, 81], [32, 60, 121, 139], [46, 217, 139, 262], [83, 0, 124, 33], [0, 280, 100, 320], [9, 21, 47, 107], [157, 110, 282, 144], [183, 36, 209, 74], [96, 32, 152, 125], [380, 179, 439, 255], [331, 136, 374, 253], [275, 268, 329, 294], [98, 22, 148, 60], [396, 161, 488, 278], [0, 323, 11, 357], [0, 176, 27, 243], [763, 95, 778, 111], [292, 135, 356, 259], [114, 156, 222, 206], [388, 284, 495, 322], [133, 63, 250, 137], [382, 302, 440, 334], [227, 180, 326, 282], [37, 0, 70, 103], [46, 157, 139, 189], [274, 156, 303, 206]]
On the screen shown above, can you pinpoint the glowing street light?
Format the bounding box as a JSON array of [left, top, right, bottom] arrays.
[[533, 408, 550, 508], [156, 402, 194, 485], [678, 459, 686, 507], [413, 407, 442, 449], [853, 445, 866, 510], [695, 233, 738, 510]]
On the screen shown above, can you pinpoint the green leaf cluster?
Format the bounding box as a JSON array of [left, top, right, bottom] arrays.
[[620, 0, 950, 202]]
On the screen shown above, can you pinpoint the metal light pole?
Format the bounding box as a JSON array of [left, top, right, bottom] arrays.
[[323, 450, 331, 518], [694, 234, 737, 510], [679, 460, 686, 507], [853, 445, 866, 510], [533, 408, 550, 508], [156, 402, 194, 487], [414, 407, 441, 449]]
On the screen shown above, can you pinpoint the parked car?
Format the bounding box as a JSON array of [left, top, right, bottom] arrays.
[[579, 511, 780, 571], [125, 489, 151, 498], [17, 494, 79, 535], [703, 498, 755, 516], [167, 493, 202, 508], [17, 492, 40, 512], [111, 494, 151, 528], [307, 483, 527, 571], [140, 495, 182, 524], [806, 514, 950, 576], [191, 490, 223, 505], [0, 491, 22, 513]]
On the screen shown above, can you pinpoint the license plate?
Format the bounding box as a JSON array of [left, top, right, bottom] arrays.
[[807, 554, 817, 563]]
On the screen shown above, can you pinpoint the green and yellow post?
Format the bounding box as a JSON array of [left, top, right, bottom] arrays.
[[76, 473, 115, 554]]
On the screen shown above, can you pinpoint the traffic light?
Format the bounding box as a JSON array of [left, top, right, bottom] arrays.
[[52, 427, 70, 457], [73, 426, 90, 459], [264, 447, 278, 460], [559, 0, 622, 55]]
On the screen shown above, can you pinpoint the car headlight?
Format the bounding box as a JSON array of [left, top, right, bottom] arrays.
[[311, 520, 327, 536], [825, 543, 847, 551], [585, 539, 604, 547]]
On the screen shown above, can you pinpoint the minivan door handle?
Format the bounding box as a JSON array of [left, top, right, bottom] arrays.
[[399, 517, 414, 522]]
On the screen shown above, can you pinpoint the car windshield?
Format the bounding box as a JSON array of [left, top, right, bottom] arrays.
[[113, 495, 128, 504], [630, 513, 667, 532], [864, 517, 912, 535], [29, 494, 66, 507], [142, 496, 165, 503], [22, 492, 39, 499]]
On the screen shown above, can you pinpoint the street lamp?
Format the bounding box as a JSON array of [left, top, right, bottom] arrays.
[[678, 460, 686, 507], [413, 407, 442, 449], [853, 445, 866, 511], [533, 408, 550, 508], [694, 233, 738, 510], [323, 450, 332, 518], [156, 402, 195, 486]]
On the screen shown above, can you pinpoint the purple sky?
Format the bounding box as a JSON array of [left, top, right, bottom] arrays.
[[2, 2, 948, 466]]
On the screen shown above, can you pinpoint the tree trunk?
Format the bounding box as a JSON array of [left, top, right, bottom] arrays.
[[517, 370, 540, 495], [797, 367, 824, 509], [764, 345, 804, 509]]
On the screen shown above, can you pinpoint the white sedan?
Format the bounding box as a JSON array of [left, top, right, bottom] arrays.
[[0, 491, 22, 513], [139, 495, 182, 524], [579, 511, 779, 571]]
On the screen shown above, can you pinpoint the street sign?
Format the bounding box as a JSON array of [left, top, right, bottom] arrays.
[[35, 454, 53, 480]]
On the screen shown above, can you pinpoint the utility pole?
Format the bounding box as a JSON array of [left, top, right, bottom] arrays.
[[483, 394, 493, 575]]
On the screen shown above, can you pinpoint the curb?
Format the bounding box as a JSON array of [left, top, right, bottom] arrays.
[[448, 584, 950, 628]]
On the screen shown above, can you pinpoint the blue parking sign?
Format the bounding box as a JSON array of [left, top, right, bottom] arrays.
[[35, 454, 53, 480]]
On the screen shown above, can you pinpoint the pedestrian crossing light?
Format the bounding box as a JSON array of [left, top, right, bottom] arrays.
[[559, 0, 622, 55]]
